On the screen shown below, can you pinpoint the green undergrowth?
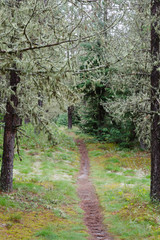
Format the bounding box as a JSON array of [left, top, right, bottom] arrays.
[[87, 141, 160, 240], [0, 125, 88, 240], [33, 223, 87, 240]]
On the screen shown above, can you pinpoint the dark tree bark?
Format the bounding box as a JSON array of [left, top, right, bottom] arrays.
[[68, 106, 74, 129], [0, 68, 20, 192], [150, 0, 160, 200], [38, 93, 43, 107]]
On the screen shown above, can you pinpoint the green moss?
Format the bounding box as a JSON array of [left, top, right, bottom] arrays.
[[8, 213, 22, 223]]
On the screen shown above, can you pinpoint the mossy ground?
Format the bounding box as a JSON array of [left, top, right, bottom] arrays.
[[0, 125, 88, 240]]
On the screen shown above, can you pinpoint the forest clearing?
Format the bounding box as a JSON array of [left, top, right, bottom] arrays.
[[0, 125, 159, 240]]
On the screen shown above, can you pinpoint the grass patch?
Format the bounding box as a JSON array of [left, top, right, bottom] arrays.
[[105, 164, 121, 172], [0, 125, 88, 240], [89, 150, 105, 157], [0, 195, 17, 208], [8, 213, 22, 223], [107, 157, 120, 164], [87, 140, 160, 240], [34, 223, 87, 240], [123, 169, 135, 176]]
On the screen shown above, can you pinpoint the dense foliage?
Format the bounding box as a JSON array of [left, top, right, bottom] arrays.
[[74, 38, 137, 147]]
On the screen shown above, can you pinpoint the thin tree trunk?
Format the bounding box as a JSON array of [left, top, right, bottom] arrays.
[[68, 106, 74, 129], [38, 93, 43, 107], [0, 68, 20, 192], [150, 0, 160, 200]]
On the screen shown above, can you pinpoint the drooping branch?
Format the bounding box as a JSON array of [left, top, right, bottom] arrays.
[[0, 38, 81, 54]]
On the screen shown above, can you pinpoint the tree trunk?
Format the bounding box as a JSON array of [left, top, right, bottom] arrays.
[[150, 0, 160, 200], [68, 106, 74, 129], [0, 68, 20, 192], [38, 93, 43, 107]]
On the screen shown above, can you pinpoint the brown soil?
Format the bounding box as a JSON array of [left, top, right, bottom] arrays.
[[76, 139, 113, 240]]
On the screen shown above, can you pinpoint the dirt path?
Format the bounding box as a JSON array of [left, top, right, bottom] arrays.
[[76, 139, 113, 240]]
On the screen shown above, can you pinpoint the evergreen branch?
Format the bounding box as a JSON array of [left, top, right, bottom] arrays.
[[23, 0, 38, 47], [68, 67, 150, 76], [0, 38, 81, 54], [118, 73, 150, 77], [0, 34, 97, 54], [72, 64, 108, 73], [17, 128, 30, 138], [0, 10, 126, 55], [68, 16, 83, 40]]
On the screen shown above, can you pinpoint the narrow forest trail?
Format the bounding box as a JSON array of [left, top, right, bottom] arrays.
[[76, 139, 113, 240]]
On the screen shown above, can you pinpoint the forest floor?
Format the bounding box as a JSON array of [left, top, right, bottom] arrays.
[[0, 126, 160, 239], [0, 126, 89, 240]]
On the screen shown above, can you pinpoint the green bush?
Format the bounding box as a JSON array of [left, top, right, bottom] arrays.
[[56, 113, 68, 126]]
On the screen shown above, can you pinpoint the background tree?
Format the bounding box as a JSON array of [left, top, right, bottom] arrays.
[[102, 0, 151, 147], [101, 0, 160, 200], [72, 1, 137, 146]]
